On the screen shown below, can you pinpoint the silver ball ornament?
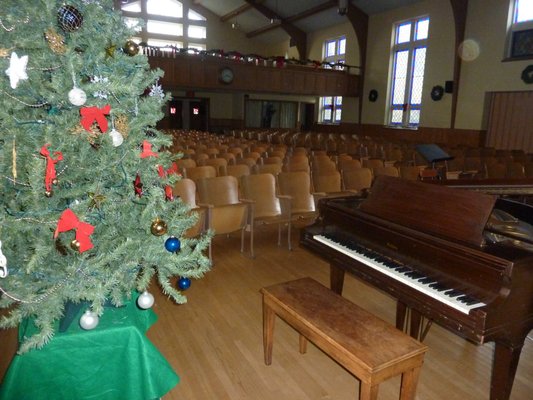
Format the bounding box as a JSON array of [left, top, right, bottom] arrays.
[[109, 129, 124, 147], [137, 291, 155, 309], [68, 86, 87, 106], [79, 310, 99, 330]]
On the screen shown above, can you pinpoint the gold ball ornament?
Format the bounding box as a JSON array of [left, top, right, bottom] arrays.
[[150, 218, 168, 236], [45, 190, 53, 198], [71, 239, 81, 251], [52, 178, 59, 185], [124, 40, 139, 56]]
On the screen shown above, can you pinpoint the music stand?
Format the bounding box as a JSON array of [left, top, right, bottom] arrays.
[[415, 144, 453, 167]]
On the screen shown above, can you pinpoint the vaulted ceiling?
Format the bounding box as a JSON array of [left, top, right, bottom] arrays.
[[192, 0, 424, 44]]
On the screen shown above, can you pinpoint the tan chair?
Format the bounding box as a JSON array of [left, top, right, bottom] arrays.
[[236, 157, 257, 168], [372, 165, 400, 178], [184, 165, 217, 184], [204, 157, 228, 176], [283, 158, 310, 173], [262, 156, 283, 165], [312, 171, 343, 193], [254, 163, 283, 176], [220, 152, 236, 165], [175, 158, 196, 173], [506, 162, 525, 178], [196, 176, 251, 263], [277, 171, 319, 223], [525, 162, 533, 178], [240, 174, 292, 257], [339, 159, 362, 171], [363, 158, 385, 169], [172, 178, 206, 238], [486, 162, 507, 179], [342, 168, 373, 192], [399, 165, 420, 180], [226, 164, 251, 181]]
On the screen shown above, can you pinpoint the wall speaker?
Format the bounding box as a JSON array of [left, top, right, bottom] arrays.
[[445, 80, 454, 93]]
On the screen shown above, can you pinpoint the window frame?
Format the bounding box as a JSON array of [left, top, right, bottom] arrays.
[[115, 0, 207, 50], [387, 16, 429, 128], [505, 0, 533, 60], [319, 36, 346, 125]]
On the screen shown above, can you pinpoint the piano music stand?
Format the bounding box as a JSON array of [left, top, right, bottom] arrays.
[[415, 144, 453, 167]]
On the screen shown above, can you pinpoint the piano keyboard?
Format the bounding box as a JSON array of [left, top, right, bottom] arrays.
[[313, 233, 486, 315]]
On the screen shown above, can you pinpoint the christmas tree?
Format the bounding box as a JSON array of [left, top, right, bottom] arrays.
[[0, 0, 211, 353]]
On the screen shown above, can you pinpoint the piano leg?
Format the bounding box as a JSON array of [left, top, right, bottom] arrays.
[[396, 301, 408, 332], [330, 264, 345, 294], [490, 338, 525, 400]]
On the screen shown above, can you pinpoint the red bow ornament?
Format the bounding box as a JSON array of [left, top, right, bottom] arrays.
[[157, 162, 180, 201], [140, 140, 158, 158], [80, 104, 111, 133], [40, 144, 63, 192], [54, 209, 95, 253]]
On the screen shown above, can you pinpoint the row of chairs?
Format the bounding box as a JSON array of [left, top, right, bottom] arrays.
[[173, 172, 331, 263]]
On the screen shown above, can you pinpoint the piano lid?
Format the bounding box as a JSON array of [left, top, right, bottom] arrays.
[[359, 176, 497, 247]]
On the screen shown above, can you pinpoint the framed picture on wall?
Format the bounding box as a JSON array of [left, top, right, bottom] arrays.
[[511, 28, 533, 58]]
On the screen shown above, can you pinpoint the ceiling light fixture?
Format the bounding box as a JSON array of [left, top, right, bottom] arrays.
[[338, 0, 348, 16]]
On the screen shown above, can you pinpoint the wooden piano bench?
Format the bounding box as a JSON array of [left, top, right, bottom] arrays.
[[260, 277, 428, 400]]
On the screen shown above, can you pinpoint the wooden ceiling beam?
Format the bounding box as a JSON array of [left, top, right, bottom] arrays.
[[244, 0, 307, 59], [220, 1, 265, 22], [247, 0, 336, 39]]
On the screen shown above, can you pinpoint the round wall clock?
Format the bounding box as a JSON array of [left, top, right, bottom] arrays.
[[219, 67, 234, 84]]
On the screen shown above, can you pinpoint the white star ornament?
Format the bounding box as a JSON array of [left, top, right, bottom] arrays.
[[5, 52, 29, 89]]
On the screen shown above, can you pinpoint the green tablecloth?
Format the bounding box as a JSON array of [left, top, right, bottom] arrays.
[[0, 297, 179, 400]]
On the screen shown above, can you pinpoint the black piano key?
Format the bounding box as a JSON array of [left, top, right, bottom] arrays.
[[444, 289, 463, 297], [457, 295, 480, 305], [418, 277, 434, 284], [429, 283, 448, 291]]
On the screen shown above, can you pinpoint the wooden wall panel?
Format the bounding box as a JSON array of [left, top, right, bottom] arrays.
[[148, 55, 359, 97], [486, 91, 533, 152]]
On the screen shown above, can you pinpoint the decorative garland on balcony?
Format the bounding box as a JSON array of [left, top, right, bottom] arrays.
[[140, 44, 359, 73]]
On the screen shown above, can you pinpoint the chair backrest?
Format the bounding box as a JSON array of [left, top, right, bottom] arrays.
[[204, 157, 228, 176], [372, 165, 400, 178], [172, 178, 197, 207], [342, 168, 373, 191], [262, 156, 283, 165], [363, 158, 384, 169], [176, 158, 196, 171], [506, 161, 525, 178], [236, 157, 257, 168], [339, 159, 362, 171], [278, 171, 315, 213], [255, 163, 282, 176], [197, 175, 240, 206], [399, 165, 420, 180], [283, 158, 310, 173], [184, 165, 217, 183], [226, 164, 251, 180], [241, 174, 281, 218], [486, 162, 507, 179], [313, 171, 342, 193]]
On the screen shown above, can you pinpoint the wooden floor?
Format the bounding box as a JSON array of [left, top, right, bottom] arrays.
[[1, 223, 533, 399]]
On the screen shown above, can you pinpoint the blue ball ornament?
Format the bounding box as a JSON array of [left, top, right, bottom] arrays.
[[165, 236, 181, 253], [178, 277, 191, 290]]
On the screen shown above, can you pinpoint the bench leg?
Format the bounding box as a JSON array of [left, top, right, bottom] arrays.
[[263, 301, 276, 365], [399, 366, 422, 400], [359, 382, 379, 400], [299, 334, 307, 354]]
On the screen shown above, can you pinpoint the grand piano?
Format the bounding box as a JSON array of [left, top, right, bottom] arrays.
[[300, 175, 533, 400]]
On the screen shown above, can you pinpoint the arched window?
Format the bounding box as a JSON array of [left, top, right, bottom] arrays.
[[116, 0, 207, 51]]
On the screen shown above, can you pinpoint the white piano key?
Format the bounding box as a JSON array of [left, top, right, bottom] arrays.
[[314, 234, 486, 315]]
